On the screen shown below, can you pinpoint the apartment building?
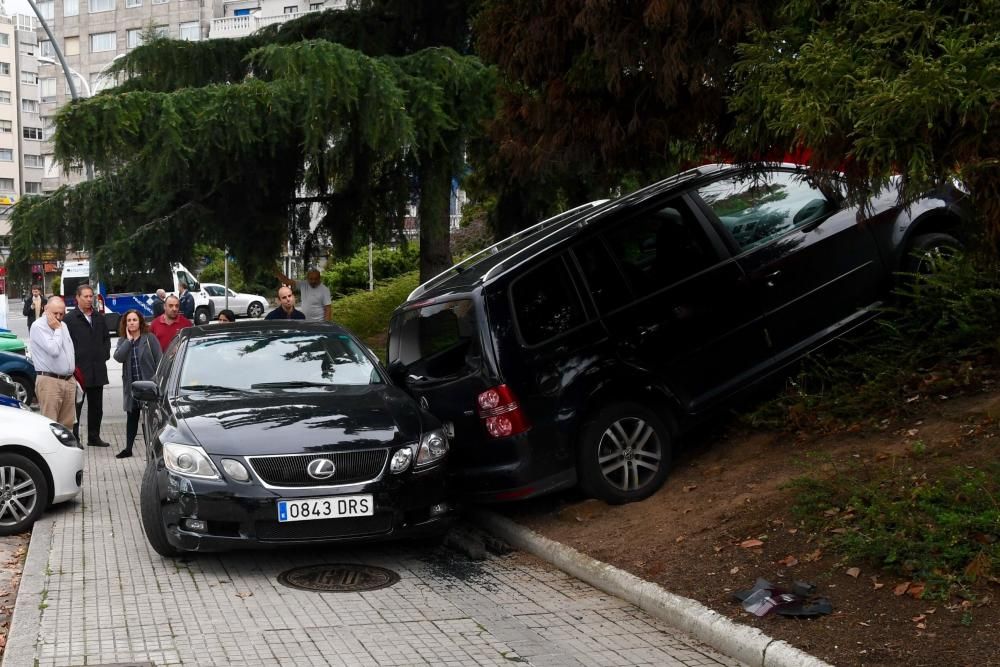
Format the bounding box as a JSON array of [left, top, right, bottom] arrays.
[[33, 0, 223, 192], [0, 13, 42, 282]]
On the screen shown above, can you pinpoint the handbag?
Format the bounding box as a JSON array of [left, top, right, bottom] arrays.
[[73, 367, 85, 404]]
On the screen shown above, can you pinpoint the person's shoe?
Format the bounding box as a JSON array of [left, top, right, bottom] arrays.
[[88, 439, 111, 447], [115, 450, 132, 459]]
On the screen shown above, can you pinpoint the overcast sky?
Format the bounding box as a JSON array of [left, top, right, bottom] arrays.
[[5, 0, 39, 20]]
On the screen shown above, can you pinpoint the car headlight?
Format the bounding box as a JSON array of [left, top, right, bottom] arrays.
[[163, 443, 220, 479], [49, 423, 82, 449], [221, 458, 250, 482], [416, 429, 448, 467], [390, 447, 413, 474]]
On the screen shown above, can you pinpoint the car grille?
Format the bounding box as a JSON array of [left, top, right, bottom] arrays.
[[247, 450, 389, 487], [255, 514, 393, 541]]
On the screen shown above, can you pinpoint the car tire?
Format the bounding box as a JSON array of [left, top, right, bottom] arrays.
[[905, 233, 962, 274], [247, 302, 265, 319], [140, 463, 179, 557], [0, 453, 49, 536], [577, 402, 672, 504], [194, 307, 210, 325], [8, 373, 34, 405]]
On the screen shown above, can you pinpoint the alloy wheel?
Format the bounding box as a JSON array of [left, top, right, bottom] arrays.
[[596, 417, 663, 492], [0, 465, 38, 529]]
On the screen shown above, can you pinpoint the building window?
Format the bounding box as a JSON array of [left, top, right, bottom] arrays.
[[154, 25, 169, 38], [0, 149, 11, 162], [40, 77, 57, 102], [233, 8, 251, 15], [309, 2, 323, 10], [65, 36, 80, 56], [284, 5, 298, 13], [24, 154, 43, 167], [23, 127, 43, 140], [126, 28, 142, 49], [152, 0, 167, 4], [22, 99, 39, 113], [0, 63, 9, 76], [39, 40, 54, 58], [90, 32, 116, 53], [0, 90, 9, 104], [24, 182, 42, 194], [0, 34, 9, 47], [0, 178, 14, 192], [21, 71, 36, 85], [125, 0, 141, 6], [0, 120, 10, 134], [89, 0, 115, 12], [37, 1, 54, 20], [65, 0, 80, 15], [179, 21, 200, 41]]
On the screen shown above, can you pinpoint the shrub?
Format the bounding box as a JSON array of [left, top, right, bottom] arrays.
[[322, 245, 418, 297]]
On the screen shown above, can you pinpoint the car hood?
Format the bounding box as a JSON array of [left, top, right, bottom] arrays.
[[169, 384, 428, 456]]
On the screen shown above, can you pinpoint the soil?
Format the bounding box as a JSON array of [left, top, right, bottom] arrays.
[[497, 391, 1000, 667]]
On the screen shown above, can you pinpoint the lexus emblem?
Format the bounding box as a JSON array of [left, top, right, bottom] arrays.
[[419, 396, 430, 410], [307, 458, 336, 480]]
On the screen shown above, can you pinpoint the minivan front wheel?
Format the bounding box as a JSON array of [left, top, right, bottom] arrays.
[[577, 402, 672, 504]]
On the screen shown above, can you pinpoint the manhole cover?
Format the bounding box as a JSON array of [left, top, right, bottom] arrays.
[[277, 563, 400, 592]]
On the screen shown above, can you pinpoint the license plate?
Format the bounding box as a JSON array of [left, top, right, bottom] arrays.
[[277, 495, 374, 522]]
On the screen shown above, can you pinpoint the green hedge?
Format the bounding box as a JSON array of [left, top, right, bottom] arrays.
[[322, 245, 418, 297], [332, 271, 419, 359]]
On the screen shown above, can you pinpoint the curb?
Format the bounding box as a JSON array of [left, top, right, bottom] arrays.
[[3, 513, 54, 667], [468, 508, 832, 667]]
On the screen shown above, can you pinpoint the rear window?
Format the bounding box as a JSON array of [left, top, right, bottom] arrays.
[[389, 299, 481, 381]]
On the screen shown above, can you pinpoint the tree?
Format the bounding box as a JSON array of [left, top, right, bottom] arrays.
[[727, 0, 1000, 239], [474, 0, 774, 236], [7, 3, 492, 283]]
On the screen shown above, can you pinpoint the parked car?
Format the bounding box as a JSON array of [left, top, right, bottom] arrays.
[[387, 163, 969, 504], [134, 320, 453, 556], [201, 283, 268, 319], [0, 330, 27, 355], [0, 350, 37, 404], [0, 405, 84, 535], [0, 372, 26, 409]]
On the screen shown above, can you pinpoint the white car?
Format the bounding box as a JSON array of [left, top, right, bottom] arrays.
[[201, 283, 268, 319], [0, 406, 84, 535]]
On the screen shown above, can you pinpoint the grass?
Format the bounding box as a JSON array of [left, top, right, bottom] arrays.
[[787, 460, 1000, 595], [331, 270, 419, 359]]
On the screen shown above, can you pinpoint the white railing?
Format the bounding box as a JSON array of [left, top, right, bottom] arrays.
[[210, 3, 346, 39]]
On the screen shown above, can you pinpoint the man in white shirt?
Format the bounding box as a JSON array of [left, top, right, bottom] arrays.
[[29, 297, 78, 429], [276, 268, 331, 321]]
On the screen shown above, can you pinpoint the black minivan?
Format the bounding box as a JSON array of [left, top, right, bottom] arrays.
[[387, 163, 968, 504]]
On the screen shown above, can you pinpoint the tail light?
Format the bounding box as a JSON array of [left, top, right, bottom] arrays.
[[477, 384, 531, 438]]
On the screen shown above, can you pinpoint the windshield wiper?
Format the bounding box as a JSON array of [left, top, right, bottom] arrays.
[[179, 384, 245, 393], [250, 381, 335, 389]]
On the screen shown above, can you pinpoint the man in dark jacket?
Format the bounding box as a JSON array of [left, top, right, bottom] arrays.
[[150, 289, 166, 317], [64, 284, 112, 446], [178, 282, 195, 321], [22, 284, 47, 329]]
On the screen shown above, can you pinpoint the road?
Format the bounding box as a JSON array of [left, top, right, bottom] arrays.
[[2, 298, 743, 667]]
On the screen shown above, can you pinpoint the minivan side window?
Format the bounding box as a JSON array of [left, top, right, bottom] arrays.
[[603, 201, 716, 296], [698, 170, 834, 252], [572, 237, 630, 314], [511, 256, 587, 346]]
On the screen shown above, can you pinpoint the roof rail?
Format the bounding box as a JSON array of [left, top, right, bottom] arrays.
[[406, 199, 610, 301]]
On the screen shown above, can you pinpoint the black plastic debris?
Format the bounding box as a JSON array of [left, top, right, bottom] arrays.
[[733, 578, 832, 618]]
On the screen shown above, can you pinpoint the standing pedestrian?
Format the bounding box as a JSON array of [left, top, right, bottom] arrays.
[[264, 286, 306, 320], [112, 310, 161, 459], [149, 295, 193, 352], [276, 268, 331, 321], [64, 284, 111, 447], [150, 288, 167, 317], [178, 282, 195, 321], [21, 284, 47, 329], [28, 297, 77, 430]]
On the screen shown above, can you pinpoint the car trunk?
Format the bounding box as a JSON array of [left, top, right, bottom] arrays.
[[387, 297, 499, 469]]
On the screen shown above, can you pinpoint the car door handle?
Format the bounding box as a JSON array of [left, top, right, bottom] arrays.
[[765, 270, 782, 288]]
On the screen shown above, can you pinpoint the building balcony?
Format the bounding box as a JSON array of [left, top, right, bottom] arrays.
[[210, 4, 344, 39]]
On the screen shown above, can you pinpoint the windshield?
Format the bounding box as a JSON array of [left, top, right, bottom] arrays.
[[178, 332, 383, 391]]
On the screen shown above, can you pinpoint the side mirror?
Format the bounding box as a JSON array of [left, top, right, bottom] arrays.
[[132, 380, 160, 402]]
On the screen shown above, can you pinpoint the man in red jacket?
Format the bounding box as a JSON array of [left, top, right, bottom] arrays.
[[150, 295, 193, 353]]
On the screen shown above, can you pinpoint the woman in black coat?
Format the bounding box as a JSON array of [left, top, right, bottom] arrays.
[[112, 309, 162, 458]]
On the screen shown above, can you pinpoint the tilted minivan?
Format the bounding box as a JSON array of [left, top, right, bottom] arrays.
[[387, 163, 968, 504]]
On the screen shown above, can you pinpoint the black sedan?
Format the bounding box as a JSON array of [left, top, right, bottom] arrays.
[[134, 320, 453, 556]]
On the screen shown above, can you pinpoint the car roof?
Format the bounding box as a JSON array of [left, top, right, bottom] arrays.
[[178, 319, 350, 341], [407, 163, 740, 304]]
